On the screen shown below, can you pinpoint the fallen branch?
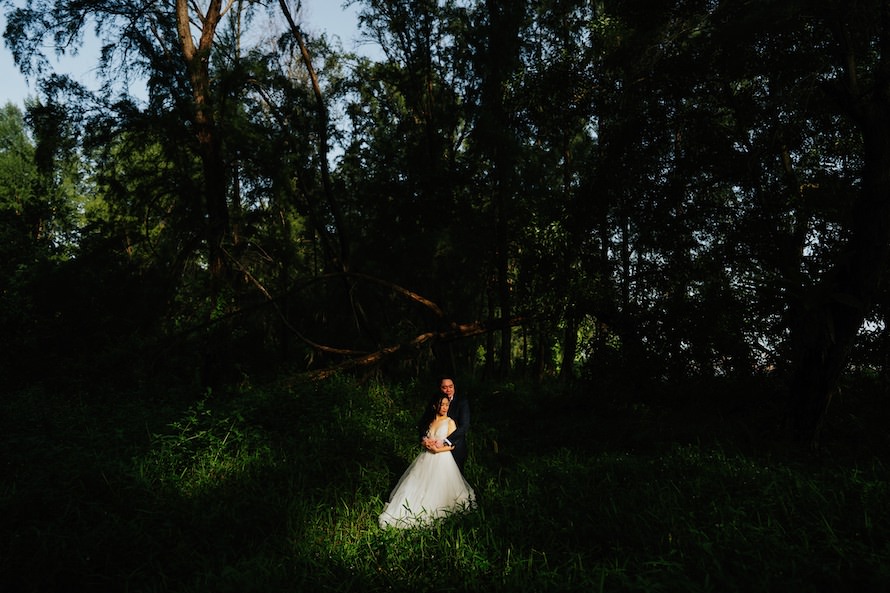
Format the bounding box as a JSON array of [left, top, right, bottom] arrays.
[[306, 316, 526, 380]]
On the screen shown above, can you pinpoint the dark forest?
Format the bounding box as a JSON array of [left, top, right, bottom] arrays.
[[2, 1, 890, 591]]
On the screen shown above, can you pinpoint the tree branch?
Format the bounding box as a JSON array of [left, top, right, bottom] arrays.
[[219, 0, 238, 19], [306, 316, 526, 380], [278, 0, 350, 271], [222, 248, 368, 357], [330, 272, 445, 318]]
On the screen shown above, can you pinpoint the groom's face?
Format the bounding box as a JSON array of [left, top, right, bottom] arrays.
[[440, 379, 455, 400]]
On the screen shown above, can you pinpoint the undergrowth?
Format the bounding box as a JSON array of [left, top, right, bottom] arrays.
[[1, 376, 888, 592]]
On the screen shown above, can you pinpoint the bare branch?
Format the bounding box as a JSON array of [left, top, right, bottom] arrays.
[[219, 0, 238, 19], [278, 0, 350, 271], [306, 316, 526, 380], [223, 248, 368, 357], [334, 272, 445, 318], [224, 254, 524, 378], [189, 0, 206, 26]]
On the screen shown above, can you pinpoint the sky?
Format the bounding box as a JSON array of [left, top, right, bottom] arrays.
[[0, 1, 368, 108]]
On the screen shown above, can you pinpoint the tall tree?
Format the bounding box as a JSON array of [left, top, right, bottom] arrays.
[[173, 0, 236, 290], [781, 0, 890, 444], [585, 0, 890, 440], [4, 0, 246, 293], [473, 0, 525, 376]]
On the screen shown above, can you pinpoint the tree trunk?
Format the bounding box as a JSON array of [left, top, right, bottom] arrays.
[[787, 98, 890, 446], [174, 0, 233, 389], [175, 0, 231, 290], [481, 0, 524, 377], [559, 313, 579, 381]]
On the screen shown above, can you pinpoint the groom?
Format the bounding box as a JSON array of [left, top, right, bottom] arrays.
[[421, 375, 470, 473]]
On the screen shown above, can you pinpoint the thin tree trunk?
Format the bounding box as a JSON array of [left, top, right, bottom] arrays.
[[560, 313, 579, 381], [560, 138, 580, 382]]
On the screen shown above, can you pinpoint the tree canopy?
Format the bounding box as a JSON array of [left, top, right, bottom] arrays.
[[3, 0, 890, 445]]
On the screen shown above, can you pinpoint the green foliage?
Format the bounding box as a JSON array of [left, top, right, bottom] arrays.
[[0, 102, 40, 373], [3, 0, 890, 446], [3, 377, 890, 591]]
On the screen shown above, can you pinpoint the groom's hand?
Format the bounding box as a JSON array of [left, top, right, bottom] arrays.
[[420, 437, 444, 451]]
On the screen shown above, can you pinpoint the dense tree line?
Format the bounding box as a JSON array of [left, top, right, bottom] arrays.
[[2, 0, 889, 445]]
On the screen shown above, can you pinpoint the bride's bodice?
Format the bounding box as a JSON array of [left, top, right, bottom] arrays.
[[428, 418, 451, 439]]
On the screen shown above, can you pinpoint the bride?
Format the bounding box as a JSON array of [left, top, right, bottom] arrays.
[[378, 394, 476, 528]]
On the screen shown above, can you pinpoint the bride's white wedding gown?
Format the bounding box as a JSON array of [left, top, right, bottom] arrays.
[[378, 419, 476, 529]]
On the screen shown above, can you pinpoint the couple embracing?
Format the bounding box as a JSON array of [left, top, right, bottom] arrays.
[[378, 376, 475, 528]]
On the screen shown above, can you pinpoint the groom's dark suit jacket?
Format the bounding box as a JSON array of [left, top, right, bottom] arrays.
[[444, 393, 470, 472]]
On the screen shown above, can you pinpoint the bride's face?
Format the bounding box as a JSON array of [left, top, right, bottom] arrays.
[[437, 397, 451, 415]]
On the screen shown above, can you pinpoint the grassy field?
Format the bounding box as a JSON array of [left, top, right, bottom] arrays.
[[2, 375, 889, 592]]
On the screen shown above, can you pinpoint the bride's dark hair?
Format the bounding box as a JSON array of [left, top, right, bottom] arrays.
[[417, 393, 449, 434]]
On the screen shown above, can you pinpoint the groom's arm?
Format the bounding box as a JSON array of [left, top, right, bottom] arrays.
[[444, 398, 470, 447]]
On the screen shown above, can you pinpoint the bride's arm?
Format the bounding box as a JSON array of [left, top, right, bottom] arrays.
[[431, 419, 457, 453], [428, 441, 455, 453], [428, 419, 457, 453]]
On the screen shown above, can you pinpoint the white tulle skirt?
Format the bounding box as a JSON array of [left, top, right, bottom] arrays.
[[379, 449, 475, 529]]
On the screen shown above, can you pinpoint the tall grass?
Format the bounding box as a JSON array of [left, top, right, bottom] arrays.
[[1, 377, 888, 592]]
